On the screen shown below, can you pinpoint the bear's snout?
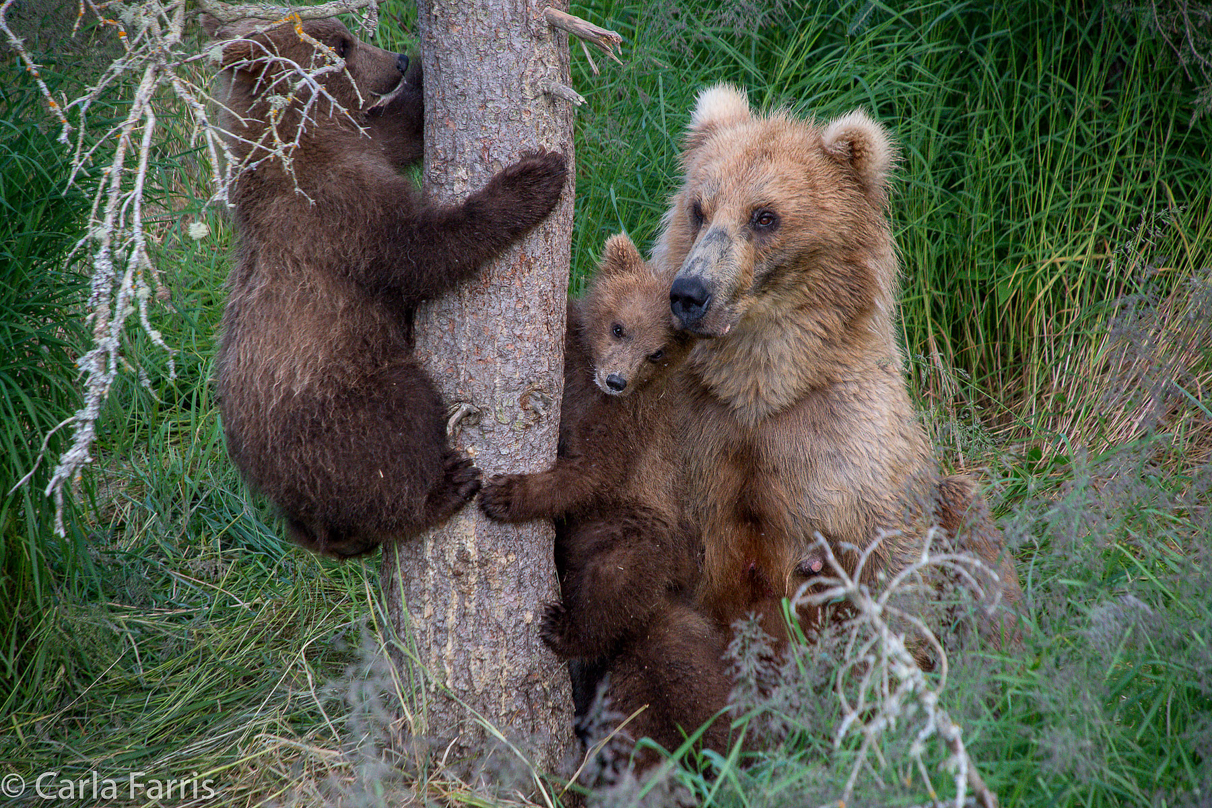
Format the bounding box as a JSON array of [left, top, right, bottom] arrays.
[[605, 373, 627, 393], [396, 53, 409, 74], [670, 275, 712, 329]]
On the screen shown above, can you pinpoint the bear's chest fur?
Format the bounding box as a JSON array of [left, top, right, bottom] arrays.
[[674, 363, 932, 635]]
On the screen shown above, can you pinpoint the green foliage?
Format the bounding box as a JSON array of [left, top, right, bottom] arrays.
[[643, 441, 1212, 808], [0, 0, 1209, 806], [569, 0, 1212, 450], [0, 65, 97, 716]]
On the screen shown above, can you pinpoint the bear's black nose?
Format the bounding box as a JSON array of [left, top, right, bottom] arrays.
[[670, 276, 712, 328], [605, 373, 627, 392], [396, 53, 409, 74]]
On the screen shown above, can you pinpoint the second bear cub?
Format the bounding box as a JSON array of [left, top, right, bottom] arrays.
[[479, 234, 698, 655], [479, 235, 732, 755]]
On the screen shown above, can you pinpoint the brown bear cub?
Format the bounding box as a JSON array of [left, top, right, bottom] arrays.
[[479, 234, 693, 535], [479, 234, 732, 756], [657, 85, 1022, 646], [208, 17, 567, 557]]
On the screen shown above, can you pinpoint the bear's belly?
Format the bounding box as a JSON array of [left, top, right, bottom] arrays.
[[680, 386, 917, 635]]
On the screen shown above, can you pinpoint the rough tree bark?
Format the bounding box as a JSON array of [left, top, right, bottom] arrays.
[[380, 0, 576, 774]]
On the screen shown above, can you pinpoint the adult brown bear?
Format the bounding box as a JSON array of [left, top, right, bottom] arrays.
[[658, 85, 1021, 644], [207, 17, 567, 557]]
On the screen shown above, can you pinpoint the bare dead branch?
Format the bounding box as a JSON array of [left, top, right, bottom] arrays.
[[797, 532, 1001, 808], [543, 7, 622, 74]]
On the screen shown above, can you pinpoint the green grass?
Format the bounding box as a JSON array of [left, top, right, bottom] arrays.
[[1, 0, 1210, 805], [0, 72, 99, 719]]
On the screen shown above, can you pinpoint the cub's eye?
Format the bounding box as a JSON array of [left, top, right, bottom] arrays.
[[646, 348, 665, 363], [335, 38, 351, 59], [750, 208, 779, 231], [690, 199, 705, 230], [611, 323, 625, 339]]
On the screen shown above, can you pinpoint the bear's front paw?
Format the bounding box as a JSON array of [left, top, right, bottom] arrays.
[[539, 599, 576, 658], [514, 147, 568, 181], [426, 451, 481, 523], [478, 473, 531, 522], [445, 451, 482, 503], [489, 149, 568, 226]]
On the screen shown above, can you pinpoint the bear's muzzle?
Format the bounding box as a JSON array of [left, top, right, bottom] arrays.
[[670, 227, 739, 335]]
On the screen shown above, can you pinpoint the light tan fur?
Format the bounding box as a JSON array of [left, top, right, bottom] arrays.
[[658, 85, 1021, 641]]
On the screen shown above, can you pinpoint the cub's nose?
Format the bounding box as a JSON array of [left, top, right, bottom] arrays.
[[605, 373, 627, 393], [670, 276, 712, 329], [396, 53, 409, 74]]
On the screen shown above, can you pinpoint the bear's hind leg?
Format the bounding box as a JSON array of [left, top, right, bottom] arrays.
[[600, 603, 733, 763], [285, 516, 380, 559], [293, 361, 477, 551], [542, 509, 681, 659]]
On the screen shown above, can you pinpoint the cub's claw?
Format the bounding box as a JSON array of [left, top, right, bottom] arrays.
[[479, 473, 525, 522], [427, 451, 481, 523], [539, 599, 574, 657], [446, 452, 482, 503]]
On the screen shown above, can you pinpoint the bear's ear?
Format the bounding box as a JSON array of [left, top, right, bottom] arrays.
[[820, 109, 897, 202], [597, 233, 644, 278], [202, 16, 274, 67], [684, 83, 751, 151], [199, 12, 223, 37]]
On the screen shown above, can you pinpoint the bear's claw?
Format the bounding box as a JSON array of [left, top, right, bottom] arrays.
[[426, 451, 481, 523], [446, 452, 481, 501], [539, 599, 574, 657], [478, 473, 524, 521]]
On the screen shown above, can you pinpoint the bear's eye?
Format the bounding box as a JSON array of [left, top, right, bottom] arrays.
[[750, 208, 779, 232], [611, 323, 625, 339], [335, 38, 351, 59], [647, 348, 665, 363], [690, 199, 705, 231]]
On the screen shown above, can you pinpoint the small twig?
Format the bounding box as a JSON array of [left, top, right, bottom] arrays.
[[797, 532, 1000, 808], [579, 40, 598, 75], [543, 7, 622, 74], [446, 402, 481, 437], [542, 79, 585, 107]]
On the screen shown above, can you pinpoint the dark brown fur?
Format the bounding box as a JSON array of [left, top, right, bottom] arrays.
[[658, 85, 1022, 644], [479, 235, 732, 755], [480, 235, 692, 532], [602, 602, 732, 765], [209, 18, 567, 557]]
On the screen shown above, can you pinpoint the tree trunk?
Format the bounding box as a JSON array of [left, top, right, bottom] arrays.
[[380, 0, 575, 776]]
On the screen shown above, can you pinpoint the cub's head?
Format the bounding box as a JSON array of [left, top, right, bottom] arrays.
[[659, 84, 898, 339], [204, 16, 423, 167], [581, 234, 694, 397]]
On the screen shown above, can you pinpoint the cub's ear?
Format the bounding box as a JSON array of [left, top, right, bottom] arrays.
[[821, 109, 897, 204], [684, 83, 751, 151], [597, 233, 645, 277], [202, 16, 274, 67], [199, 12, 223, 37]]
